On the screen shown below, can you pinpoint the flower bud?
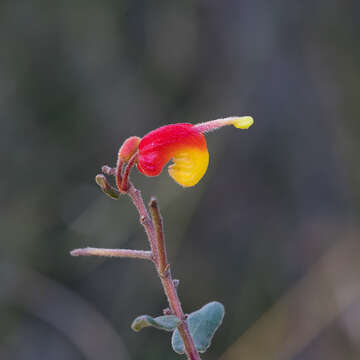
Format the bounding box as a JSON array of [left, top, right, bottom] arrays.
[[95, 174, 120, 199], [118, 136, 141, 162]]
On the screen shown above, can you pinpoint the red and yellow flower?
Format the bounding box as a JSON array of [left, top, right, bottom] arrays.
[[117, 116, 253, 188]]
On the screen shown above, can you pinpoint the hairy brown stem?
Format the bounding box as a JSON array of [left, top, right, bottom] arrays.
[[74, 171, 201, 359], [70, 248, 152, 260], [115, 160, 124, 192], [129, 187, 201, 360], [162, 278, 199, 360], [120, 152, 138, 192], [126, 183, 159, 266], [149, 197, 168, 276]]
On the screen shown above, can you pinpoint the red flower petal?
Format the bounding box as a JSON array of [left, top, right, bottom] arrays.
[[137, 124, 209, 187]]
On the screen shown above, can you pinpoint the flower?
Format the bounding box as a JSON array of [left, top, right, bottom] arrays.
[[122, 116, 253, 188]]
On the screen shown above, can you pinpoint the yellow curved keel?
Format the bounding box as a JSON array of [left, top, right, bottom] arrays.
[[168, 147, 209, 187]]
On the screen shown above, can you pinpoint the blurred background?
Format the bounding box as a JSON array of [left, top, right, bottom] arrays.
[[1, 0, 360, 359]]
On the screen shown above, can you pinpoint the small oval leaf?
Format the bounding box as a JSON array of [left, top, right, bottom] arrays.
[[131, 314, 180, 332], [171, 301, 225, 354]]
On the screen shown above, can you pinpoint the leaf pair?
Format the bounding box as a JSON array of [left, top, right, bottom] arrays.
[[131, 301, 225, 355]]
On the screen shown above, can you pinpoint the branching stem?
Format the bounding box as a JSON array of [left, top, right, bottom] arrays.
[[72, 155, 201, 360], [129, 184, 201, 360]]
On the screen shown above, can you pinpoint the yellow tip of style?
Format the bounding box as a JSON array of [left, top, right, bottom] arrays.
[[232, 116, 254, 129]]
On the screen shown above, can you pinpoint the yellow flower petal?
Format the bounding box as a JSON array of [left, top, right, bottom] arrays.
[[168, 147, 209, 187]]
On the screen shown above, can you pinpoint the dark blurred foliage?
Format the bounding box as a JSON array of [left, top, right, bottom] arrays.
[[1, 1, 360, 359]]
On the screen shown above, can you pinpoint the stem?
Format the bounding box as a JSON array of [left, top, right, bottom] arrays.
[[70, 248, 152, 260], [79, 173, 201, 359], [126, 183, 159, 267], [121, 152, 138, 192], [149, 197, 168, 275], [129, 189, 201, 360], [115, 159, 124, 192], [101, 165, 116, 176], [161, 277, 199, 360]]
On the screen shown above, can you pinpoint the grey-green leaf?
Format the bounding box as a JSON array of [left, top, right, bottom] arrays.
[[131, 314, 181, 332], [171, 301, 225, 354]]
